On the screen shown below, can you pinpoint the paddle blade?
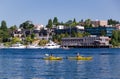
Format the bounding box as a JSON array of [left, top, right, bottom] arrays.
[[45, 54, 49, 56]]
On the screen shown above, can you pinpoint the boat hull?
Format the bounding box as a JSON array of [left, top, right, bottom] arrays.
[[8, 47, 26, 49], [44, 45, 60, 49], [67, 56, 92, 60], [43, 57, 62, 60], [44, 40, 60, 49]]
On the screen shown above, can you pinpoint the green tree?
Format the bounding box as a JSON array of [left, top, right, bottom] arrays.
[[0, 30, 3, 41], [65, 20, 73, 26], [19, 20, 34, 37], [71, 19, 78, 27], [39, 39, 48, 46], [11, 37, 21, 44], [65, 32, 69, 37], [77, 32, 83, 37], [79, 19, 84, 26], [108, 19, 119, 26], [25, 35, 33, 44], [0, 20, 7, 31], [83, 32, 90, 37], [80, 19, 84, 22], [73, 18, 76, 24], [31, 33, 35, 39], [0, 29, 10, 42], [53, 17, 58, 25], [9, 25, 18, 34], [112, 30, 118, 42], [84, 19, 91, 28], [101, 30, 106, 36], [71, 31, 77, 37], [52, 34, 64, 43], [46, 19, 53, 28], [59, 21, 64, 25], [20, 20, 34, 29], [72, 18, 78, 26], [118, 31, 120, 43], [60, 34, 65, 38], [111, 39, 117, 46], [9, 25, 17, 31], [111, 30, 119, 46], [52, 34, 58, 42]]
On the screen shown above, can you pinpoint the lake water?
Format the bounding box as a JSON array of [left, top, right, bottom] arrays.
[[0, 48, 120, 79]]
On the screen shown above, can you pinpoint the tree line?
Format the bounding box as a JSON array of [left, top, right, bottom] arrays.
[[0, 18, 120, 47], [46, 17, 120, 28], [111, 30, 120, 47]]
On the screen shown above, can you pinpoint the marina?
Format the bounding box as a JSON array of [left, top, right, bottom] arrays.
[[0, 41, 61, 49], [0, 0, 120, 79]]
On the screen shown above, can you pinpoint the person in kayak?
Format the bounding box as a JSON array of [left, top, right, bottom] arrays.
[[76, 53, 82, 58], [50, 54, 54, 57]]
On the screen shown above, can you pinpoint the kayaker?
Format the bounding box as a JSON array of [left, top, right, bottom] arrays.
[[77, 53, 82, 58], [50, 54, 54, 57], [77, 53, 80, 57]]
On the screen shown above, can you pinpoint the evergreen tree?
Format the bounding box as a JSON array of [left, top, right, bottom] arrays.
[[69, 18, 77, 27], [53, 17, 58, 25], [0, 30, 10, 42], [65, 20, 73, 26], [108, 19, 119, 25], [80, 19, 84, 22], [46, 19, 53, 28], [84, 19, 91, 28], [9, 25, 17, 31], [79, 19, 84, 26], [0, 20, 10, 42], [73, 18, 76, 24], [0, 20, 7, 31]]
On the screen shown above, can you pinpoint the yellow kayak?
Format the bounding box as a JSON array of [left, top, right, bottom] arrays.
[[43, 56, 62, 60], [67, 56, 92, 60]]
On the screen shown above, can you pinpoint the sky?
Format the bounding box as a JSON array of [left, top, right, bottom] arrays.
[[0, 0, 120, 27]]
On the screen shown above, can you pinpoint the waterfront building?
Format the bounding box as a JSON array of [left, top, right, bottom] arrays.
[[34, 24, 44, 30], [92, 20, 108, 27], [54, 26, 84, 35], [12, 28, 23, 37], [56, 25, 65, 29], [85, 26, 116, 37], [115, 24, 120, 30], [61, 36, 111, 48], [33, 24, 44, 39]]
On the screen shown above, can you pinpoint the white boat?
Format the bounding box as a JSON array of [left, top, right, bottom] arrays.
[[26, 44, 44, 49], [44, 41, 60, 49], [62, 46, 69, 50], [9, 43, 26, 49], [0, 44, 7, 49]]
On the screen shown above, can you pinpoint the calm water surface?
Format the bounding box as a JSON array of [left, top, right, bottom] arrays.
[[0, 48, 120, 79]]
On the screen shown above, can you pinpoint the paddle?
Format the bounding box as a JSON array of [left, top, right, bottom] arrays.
[[45, 54, 49, 56]]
